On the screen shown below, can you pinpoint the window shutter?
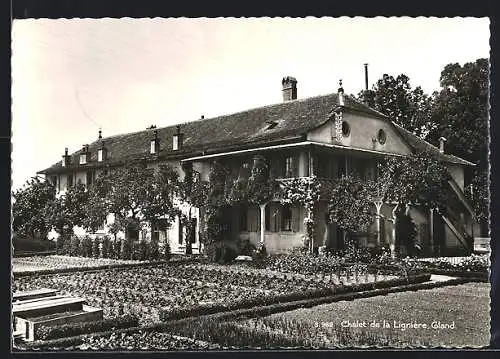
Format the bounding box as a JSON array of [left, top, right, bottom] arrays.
[[292, 206, 301, 232]]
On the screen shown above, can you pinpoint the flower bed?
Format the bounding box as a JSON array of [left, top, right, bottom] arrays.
[[13, 264, 330, 325], [13, 260, 411, 327]]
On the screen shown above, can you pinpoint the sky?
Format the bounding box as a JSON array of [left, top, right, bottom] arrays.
[[11, 17, 490, 191]]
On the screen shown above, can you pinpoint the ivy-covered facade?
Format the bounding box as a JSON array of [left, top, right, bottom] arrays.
[[39, 77, 477, 257]]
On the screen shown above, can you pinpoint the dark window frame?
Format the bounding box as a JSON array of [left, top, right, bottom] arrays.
[[281, 204, 292, 231]]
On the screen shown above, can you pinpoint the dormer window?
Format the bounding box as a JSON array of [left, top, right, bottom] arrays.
[[173, 125, 184, 151], [79, 144, 90, 165], [97, 148, 107, 162], [150, 129, 159, 154], [265, 121, 278, 130]]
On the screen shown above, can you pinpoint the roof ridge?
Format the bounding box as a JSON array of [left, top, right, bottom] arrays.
[[96, 92, 339, 143]]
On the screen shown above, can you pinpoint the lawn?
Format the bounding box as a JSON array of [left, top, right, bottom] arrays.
[[244, 282, 490, 348], [12, 255, 146, 273]]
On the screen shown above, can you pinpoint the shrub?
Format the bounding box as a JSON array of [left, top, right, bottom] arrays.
[[237, 238, 256, 256], [149, 236, 160, 261], [205, 243, 222, 263], [163, 241, 171, 261], [120, 239, 132, 260], [101, 236, 111, 258], [218, 245, 237, 264], [69, 235, 81, 257], [37, 314, 139, 340], [112, 239, 122, 260], [80, 236, 93, 257], [13, 235, 56, 254], [92, 237, 100, 259], [132, 240, 149, 261]]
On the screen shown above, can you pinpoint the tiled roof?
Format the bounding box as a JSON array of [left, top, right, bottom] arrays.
[[39, 92, 472, 174], [392, 123, 475, 166]]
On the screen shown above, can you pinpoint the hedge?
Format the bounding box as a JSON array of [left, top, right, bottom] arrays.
[[13, 237, 56, 255], [37, 314, 139, 340]]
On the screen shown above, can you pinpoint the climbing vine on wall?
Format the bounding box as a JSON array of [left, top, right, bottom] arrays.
[[279, 175, 322, 250]]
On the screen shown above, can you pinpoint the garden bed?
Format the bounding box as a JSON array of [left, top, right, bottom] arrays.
[[13, 260, 418, 328], [17, 273, 441, 350]]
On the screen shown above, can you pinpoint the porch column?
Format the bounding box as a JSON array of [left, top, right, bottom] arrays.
[[374, 200, 383, 245], [389, 204, 398, 259], [260, 203, 267, 244], [429, 208, 434, 255]]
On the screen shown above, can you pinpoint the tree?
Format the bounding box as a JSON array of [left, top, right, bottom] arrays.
[[12, 177, 56, 240], [81, 173, 111, 233], [377, 151, 450, 213], [427, 58, 489, 227], [88, 163, 182, 247], [376, 151, 450, 257], [358, 74, 435, 139], [46, 183, 88, 236], [327, 176, 375, 235]]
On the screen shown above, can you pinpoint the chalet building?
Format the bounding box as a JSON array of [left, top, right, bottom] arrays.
[[39, 76, 477, 257]]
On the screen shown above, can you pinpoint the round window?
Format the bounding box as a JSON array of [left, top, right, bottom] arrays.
[[378, 129, 387, 144], [341, 121, 351, 137]]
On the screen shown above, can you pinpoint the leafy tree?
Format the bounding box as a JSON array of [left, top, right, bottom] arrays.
[[12, 177, 56, 240], [89, 163, 182, 243], [81, 173, 110, 233], [377, 151, 450, 213], [358, 74, 435, 138], [327, 175, 375, 234], [427, 58, 489, 226], [46, 183, 88, 239]]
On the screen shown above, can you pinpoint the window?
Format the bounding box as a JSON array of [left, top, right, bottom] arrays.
[[281, 205, 292, 231], [240, 206, 248, 231], [150, 139, 157, 154], [86, 171, 94, 187], [342, 121, 351, 137], [97, 220, 105, 231], [67, 174, 73, 188], [284, 156, 296, 178], [178, 219, 183, 245], [265, 205, 270, 231], [313, 154, 331, 178], [79, 154, 87, 165], [98, 149, 104, 162], [377, 129, 387, 145], [172, 135, 179, 151]]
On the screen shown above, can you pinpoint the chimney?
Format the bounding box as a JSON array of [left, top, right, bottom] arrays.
[[150, 128, 159, 154], [201, 115, 205, 120], [98, 128, 102, 140], [338, 79, 345, 106], [173, 125, 184, 151], [364, 63, 369, 91], [439, 137, 447, 154], [282, 76, 297, 102], [61, 147, 70, 167]]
